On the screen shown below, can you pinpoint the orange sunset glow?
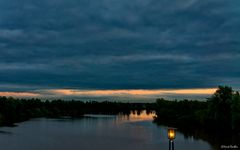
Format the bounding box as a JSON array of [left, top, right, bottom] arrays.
[[0, 88, 217, 98], [0, 92, 40, 97], [48, 88, 217, 96]]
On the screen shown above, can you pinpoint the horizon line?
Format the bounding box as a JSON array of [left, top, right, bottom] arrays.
[[0, 88, 217, 98]]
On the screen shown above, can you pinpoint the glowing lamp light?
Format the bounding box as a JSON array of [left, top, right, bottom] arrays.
[[168, 128, 176, 140]]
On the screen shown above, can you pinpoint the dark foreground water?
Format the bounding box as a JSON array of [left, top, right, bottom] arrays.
[[0, 112, 215, 150]]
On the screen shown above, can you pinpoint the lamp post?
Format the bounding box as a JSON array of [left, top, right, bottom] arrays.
[[168, 127, 176, 150]]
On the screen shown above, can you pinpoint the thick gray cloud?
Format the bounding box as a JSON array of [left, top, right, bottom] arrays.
[[0, 0, 239, 96]]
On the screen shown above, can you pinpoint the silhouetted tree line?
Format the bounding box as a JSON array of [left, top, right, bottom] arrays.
[[0, 97, 155, 126], [154, 86, 240, 133]]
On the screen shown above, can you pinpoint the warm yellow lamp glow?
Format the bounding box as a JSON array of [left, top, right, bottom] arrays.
[[168, 128, 176, 140]]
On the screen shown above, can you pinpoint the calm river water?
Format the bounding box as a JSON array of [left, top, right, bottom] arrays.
[[0, 111, 216, 150]]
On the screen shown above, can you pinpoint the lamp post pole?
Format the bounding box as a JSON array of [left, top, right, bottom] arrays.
[[169, 140, 171, 150], [169, 140, 174, 150]]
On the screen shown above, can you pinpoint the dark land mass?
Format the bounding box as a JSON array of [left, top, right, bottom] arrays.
[[0, 97, 155, 126], [154, 86, 240, 133]]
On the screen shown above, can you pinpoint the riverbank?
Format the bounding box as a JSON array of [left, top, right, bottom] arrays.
[[0, 96, 155, 126], [154, 86, 240, 134]]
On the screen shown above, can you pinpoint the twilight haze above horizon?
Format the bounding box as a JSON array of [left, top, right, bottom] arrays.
[[0, 0, 239, 101]]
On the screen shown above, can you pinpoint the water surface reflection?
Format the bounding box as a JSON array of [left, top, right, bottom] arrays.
[[0, 111, 212, 150]]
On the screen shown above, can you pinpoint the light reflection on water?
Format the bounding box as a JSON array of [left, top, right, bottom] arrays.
[[0, 111, 212, 150], [118, 110, 156, 122]]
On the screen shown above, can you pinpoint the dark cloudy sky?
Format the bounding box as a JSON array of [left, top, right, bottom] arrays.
[[0, 0, 239, 101]]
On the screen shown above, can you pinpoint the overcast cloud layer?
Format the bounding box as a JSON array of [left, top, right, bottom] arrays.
[[0, 0, 239, 100]]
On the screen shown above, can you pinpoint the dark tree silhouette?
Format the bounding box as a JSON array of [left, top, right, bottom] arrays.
[[207, 86, 233, 129], [0, 96, 155, 126], [155, 86, 240, 133]]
